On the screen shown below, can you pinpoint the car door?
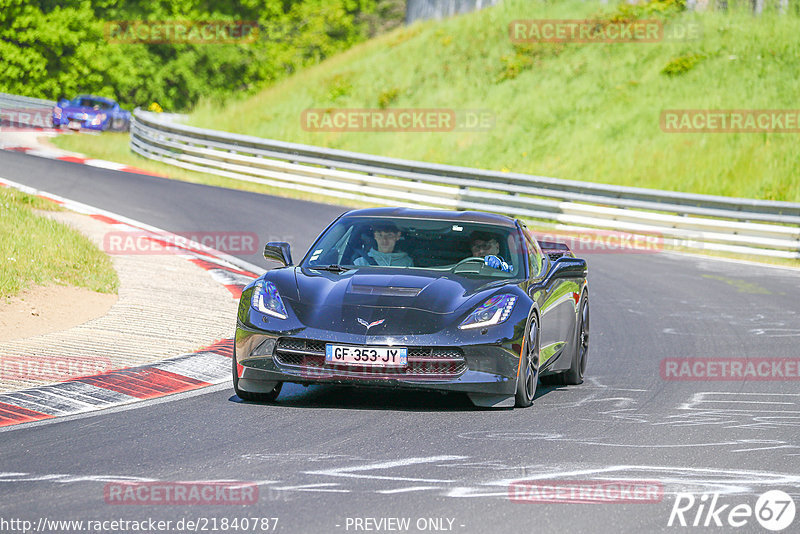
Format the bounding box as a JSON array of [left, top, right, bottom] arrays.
[[522, 227, 577, 368]]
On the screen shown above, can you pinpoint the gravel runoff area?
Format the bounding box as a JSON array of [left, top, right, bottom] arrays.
[[0, 208, 240, 393]]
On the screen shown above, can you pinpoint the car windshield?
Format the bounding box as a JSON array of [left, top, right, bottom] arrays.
[[303, 216, 525, 278], [71, 97, 113, 110]]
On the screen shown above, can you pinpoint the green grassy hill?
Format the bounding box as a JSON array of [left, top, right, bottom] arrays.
[[184, 0, 799, 201]]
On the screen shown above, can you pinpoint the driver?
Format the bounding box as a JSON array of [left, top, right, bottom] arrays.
[[354, 222, 413, 267], [469, 231, 513, 272]]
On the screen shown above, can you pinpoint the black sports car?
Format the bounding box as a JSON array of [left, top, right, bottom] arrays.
[[234, 208, 589, 408]]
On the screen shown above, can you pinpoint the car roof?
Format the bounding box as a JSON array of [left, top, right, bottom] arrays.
[[341, 208, 517, 228]]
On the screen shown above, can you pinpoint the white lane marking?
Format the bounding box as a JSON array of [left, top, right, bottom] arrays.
[[0, 355, 228, 422], [84, 159, 127, 170], [445, 465, 800, 498], [446, 487, 508, 498], [25, 389, 104, 414], [3, 462, 800, 500], [0, 382, 231, 433], [272, 483, 349, 493], [731, 444, 800, 453], [376, 486, 440, 494], [680, 392, 800, 414], [38, 382, 136, 406], [305, 455, 467, 483], [22, 149, 59, 159], [153, 352, 230, 384], [458, 431, 800, 454], [0, 473, 155, 483], [0, 391, 67, 415]]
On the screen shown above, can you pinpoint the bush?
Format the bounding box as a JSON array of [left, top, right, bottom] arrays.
[[662, 53, 705, 76], [0, 0, 387, 112]]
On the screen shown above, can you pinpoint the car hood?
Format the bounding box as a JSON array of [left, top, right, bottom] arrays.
[[61, 106, 107, 115], [273, 266, 513, 335]]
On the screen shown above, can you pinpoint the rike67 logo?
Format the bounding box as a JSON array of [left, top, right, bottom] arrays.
[[668, 490, 796, 531]]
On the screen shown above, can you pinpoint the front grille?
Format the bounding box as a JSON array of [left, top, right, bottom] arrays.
[[273, 338, 467, 379]]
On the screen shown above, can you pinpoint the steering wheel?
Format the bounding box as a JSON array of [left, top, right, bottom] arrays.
[[452, 256, 486, 272]]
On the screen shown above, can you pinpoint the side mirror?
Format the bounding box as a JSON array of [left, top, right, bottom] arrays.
[[548, 257, 587, 280], [263, 241, 292, 267]]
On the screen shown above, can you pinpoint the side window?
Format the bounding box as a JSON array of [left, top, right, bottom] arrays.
[[523, 229, 545, 277]]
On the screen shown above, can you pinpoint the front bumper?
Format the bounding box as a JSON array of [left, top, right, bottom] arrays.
[[235, 324, 522, 397], [56, 114, 106, 130]]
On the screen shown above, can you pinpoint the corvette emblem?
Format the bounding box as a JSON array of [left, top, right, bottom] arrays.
[[357, 318, 385, 330]]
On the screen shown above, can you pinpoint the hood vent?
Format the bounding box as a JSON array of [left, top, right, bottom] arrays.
[[350, 285, 422, 297]]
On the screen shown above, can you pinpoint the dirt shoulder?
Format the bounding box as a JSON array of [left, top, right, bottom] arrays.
[[0, 285, 117, 342]]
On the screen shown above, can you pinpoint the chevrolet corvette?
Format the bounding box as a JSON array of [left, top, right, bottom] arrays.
[[52, 95, 131, 132], [233, 208, 589, 408]]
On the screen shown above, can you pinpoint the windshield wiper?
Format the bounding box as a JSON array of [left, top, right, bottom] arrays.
[[314, 264, 351, 273]]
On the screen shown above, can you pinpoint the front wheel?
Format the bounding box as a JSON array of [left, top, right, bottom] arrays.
[[110, 117, 128, 132], [232, 351, 282, 402], [515, 315, 540, 408]]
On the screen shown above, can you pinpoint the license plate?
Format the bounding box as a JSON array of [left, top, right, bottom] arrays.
[[68, 120, 80, 129], [325, 344, 407, 367]]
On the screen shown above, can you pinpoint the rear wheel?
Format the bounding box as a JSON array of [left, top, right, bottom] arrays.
[[515, 315, 540, 408], [232, 350, 282, 402], [563, 292, 589, 385]]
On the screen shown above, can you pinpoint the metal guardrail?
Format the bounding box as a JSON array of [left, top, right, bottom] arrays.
[[0, 92, 55, 129], [130, 109, 800, 259], [0, 92, 55, 110]]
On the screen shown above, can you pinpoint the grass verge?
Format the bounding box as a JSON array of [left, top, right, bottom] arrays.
[[0, 187, 119, 298], [183, 0, 800, 202]]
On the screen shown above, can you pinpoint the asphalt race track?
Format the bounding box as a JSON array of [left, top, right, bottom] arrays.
[[1, 149, 799, 533]]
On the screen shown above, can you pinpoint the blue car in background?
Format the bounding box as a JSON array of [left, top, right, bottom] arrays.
[[52, 95, 131, 132]]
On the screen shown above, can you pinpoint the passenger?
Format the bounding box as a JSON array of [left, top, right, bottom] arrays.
[[469, 230, 513, 272], [354, 222, 414, 267]]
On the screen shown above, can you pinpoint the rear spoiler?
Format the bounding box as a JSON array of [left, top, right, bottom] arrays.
[[537, 240, 574, 261]]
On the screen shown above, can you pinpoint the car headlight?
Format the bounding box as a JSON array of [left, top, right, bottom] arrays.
[[91, 113, 107, 125], [53, 107, 62, 118], [459, 294, 517, 330], [250, 280, 287, 319]]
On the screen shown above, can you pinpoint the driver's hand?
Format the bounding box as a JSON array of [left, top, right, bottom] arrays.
[[484, 255, 512, 272]]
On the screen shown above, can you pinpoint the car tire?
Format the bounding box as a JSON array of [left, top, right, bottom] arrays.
[[515, 313, 540, 408], [232, 349, 282, 402], [110, 117, 127, 132], [554, 291, 589, 386]]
